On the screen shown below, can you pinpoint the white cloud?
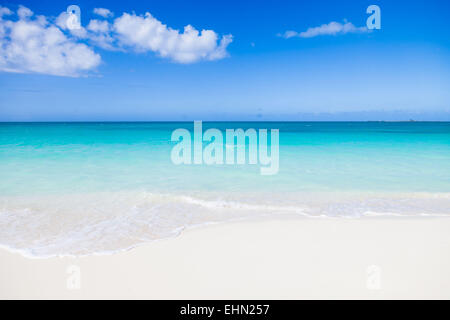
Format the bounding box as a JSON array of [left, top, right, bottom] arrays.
[[0, 6, 13, 38], [0, 5, 231, 77], [0, 6, 13, 17], [86, 19, 116, 50], [113, 12, 232, 63], [62, 9, 232, 63], [55, 11, 88, 38], [0, 6, 101, 77], [93, 8, 113, 18], [17, 5, 33, 19], [88, 19, 109, 33], [279, 30, 299, 39], [280, 21, 368, 39]]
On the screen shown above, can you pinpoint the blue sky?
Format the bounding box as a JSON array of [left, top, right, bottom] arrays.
[[0, 0, 449, 121]]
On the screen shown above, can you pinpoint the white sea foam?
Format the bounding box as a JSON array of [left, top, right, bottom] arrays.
[[0, 191, 449, 258]]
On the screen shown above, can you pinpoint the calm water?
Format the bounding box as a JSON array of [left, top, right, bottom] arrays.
[[1, 122, 449, 257]]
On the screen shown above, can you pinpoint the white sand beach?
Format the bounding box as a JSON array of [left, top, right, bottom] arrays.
[[1, 217, 450, 299]]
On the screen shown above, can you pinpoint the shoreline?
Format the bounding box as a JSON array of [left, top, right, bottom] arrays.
[[1, 217, 450, 299], [1, 214, 449, 259]]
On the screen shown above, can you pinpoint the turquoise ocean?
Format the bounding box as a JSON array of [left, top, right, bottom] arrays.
[[1, 122, 449, 257]]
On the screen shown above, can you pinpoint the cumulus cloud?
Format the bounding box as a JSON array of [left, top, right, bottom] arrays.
[[88, 19, 109, 33], [280, 21, 368, 39], [0, 5, 101, 77], [113, 12, 232, 63], [17, 5, 33, 19], [0, 5, 232, 77], [55, 11, 88, 38], [0, 6, 13, 17], [93, 8, 113, 18], [86, 19, 116, 50]]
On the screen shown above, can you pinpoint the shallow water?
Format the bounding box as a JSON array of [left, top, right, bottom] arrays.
[[1, 122, 449, 257]]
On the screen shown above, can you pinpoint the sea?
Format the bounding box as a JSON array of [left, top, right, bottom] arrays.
[[0, 122, 449, 257]]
